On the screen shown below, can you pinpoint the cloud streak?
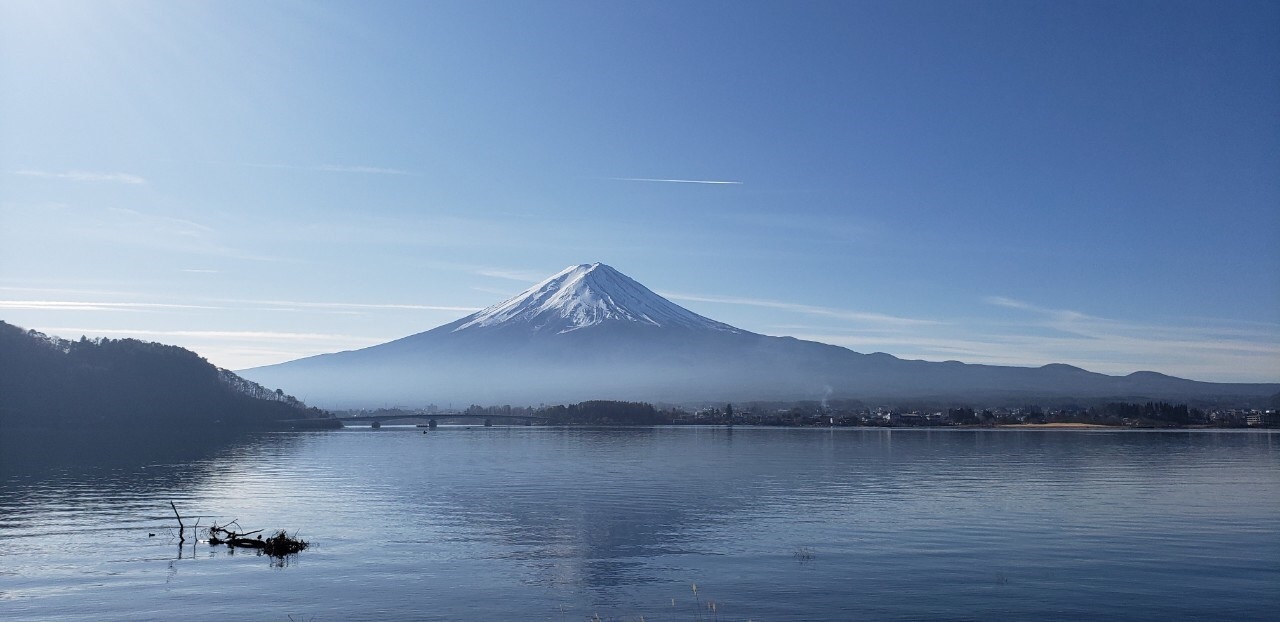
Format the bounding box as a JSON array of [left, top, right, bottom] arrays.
[[474, 268, 547, 282], [606, 177, 742, 185], [84, 207, 285, 263], [316, 164, 416, 175], [243, 163, 416, 176], [0, 295, 480, 315], [0, 300, 217, 312], [219, 298, 480, 313], [663, 291, 939, 327], [982, 295, 1280, 344], [34, 327, 383, 343], [14, 170, 146, 184], [984, 295, 1090, 322]]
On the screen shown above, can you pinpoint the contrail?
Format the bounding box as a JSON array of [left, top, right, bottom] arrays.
[[606, 177, 742, 185]]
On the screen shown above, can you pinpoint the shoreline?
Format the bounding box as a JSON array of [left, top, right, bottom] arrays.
[[998, 422, 1111, 429]]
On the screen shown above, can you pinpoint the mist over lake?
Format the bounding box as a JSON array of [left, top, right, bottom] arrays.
[[2, 426, 1277, 621]]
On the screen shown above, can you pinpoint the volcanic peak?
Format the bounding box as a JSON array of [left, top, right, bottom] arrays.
[[453, 262, 742, 334]]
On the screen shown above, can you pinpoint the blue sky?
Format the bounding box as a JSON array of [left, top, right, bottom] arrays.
[[1, 0, 1277, 382]]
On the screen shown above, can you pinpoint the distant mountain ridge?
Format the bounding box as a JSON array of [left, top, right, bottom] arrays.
[[240, 263, 1279, 408]]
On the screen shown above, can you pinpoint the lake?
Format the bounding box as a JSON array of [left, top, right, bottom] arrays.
[[1, 426, 1278, 621]]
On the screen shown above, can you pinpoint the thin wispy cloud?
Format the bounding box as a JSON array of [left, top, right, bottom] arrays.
[[108, 207, 215, 237], [86, 208, 285, 263], [0, 296, 478, 315], [35, 327, 382, 343], [0, 300, 217, 312], [984, 295, 1034, 311], [606, 177, 743, 185], [0, 285, 161, 298], [981, 295, 1257, 342], [984, 295, 1088, 320], [475, 268, 546, 282], [223, 299, 480, 313], [242, 162, 416, 176], [14, 170, 147, 185], [316, 164, 416, 175], [663, 291, 939, 327]]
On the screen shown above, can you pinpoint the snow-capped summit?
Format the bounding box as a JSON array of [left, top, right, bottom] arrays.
[[453, 262, 742, 334]]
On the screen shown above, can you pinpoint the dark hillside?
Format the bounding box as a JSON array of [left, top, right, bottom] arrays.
[[0, 321, 332, 430]]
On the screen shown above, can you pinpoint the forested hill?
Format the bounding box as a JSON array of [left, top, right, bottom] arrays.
[[0, 321, 333, 430]]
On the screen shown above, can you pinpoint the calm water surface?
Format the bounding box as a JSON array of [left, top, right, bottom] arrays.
[[1, 426, 1278, 620]]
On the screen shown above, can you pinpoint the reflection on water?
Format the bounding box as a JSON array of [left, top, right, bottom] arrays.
[[1, 427, 1278, 621]]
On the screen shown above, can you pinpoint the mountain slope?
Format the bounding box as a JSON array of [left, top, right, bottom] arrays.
[[240, 263, 1279, 407]]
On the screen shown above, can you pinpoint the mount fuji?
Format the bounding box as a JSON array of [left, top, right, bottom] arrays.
[[240, 263, 1277, 407], [449, 262, 741, 336]]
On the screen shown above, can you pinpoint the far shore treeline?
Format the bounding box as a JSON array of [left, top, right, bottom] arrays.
[[0, 321, 335, 431], [342, 398, 1279, 428]]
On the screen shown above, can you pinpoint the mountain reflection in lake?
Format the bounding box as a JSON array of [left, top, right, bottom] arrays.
[[1, 427, 1277, 621]]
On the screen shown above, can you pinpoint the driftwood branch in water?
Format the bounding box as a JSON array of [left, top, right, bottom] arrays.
[[209, 523, 262, 548], [207, 523, 308, 557], [170, 501, 185, 543]]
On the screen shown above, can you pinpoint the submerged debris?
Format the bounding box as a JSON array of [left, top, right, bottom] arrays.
[[263, 530, 309, 556], [205, 520, 308, 557], [167, 503, 310, 560]]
